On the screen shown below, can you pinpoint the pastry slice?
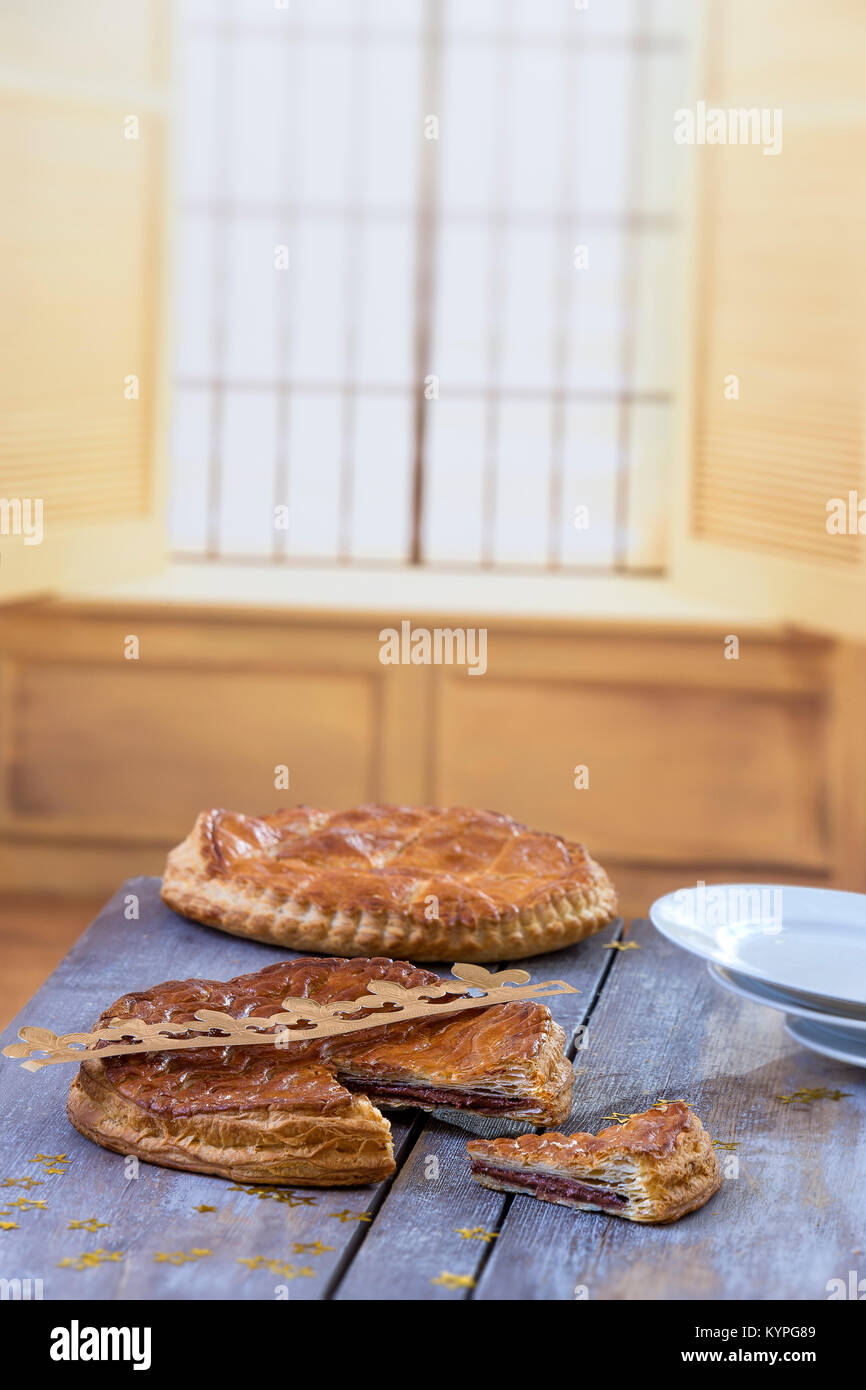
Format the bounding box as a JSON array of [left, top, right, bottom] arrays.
[[67, 956, 573, 1186], [161, 803, 617, 962], [69, 1058, 393, 1187], [466, 1102, 721, 1223]]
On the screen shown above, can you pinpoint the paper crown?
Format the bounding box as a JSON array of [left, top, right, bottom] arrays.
[[2, 963, 579, 1072]]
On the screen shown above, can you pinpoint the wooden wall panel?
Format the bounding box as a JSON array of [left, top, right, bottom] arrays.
[[0, 601, 856, 916], [8, 663, 378, 839], [434, 678, 827, 870]]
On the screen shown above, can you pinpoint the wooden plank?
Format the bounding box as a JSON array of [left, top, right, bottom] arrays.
[[473, 919, 866, 1301], [332, 924, 623, 1300], [0, 878, 418, 1301]]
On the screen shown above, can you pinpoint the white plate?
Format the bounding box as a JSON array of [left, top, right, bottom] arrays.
[[708, 963, 866, 1030], [784, 1015, 866, 1070], [650, 884, 866, 1011]]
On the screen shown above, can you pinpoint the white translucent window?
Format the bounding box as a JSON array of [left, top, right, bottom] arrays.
[[171, 0, 693, 573]]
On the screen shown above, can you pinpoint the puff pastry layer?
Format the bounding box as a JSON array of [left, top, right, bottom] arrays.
[[161, 804, 617, 962], [67, 956, 574, 1186], [466, 1102, 721, 1223]]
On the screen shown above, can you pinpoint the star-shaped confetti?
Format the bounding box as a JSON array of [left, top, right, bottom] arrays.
[[0, 1177, 44, 1191], [0, 1221, 19, 1231], [43, 1168, 68, 1176], [154, 1249, 212, 1266], [603, 940, 641, 951], [237, 1256, 315, 1279], [228, 1184, 316, 1207], [432, 1271, 476, 1289], [194, 1204, 217, 1213], [602, 1098, 688, 1125], [29, 1154, 69, 1165], [269, 1261, 315, 1280], [6, 1197, 48, 1212], [57, 1248, 124, 1272], [455, 1226, 498, 1242], [68, 1218, 109, 1233], [712, 1140, 740, 1151], [291, 1241, 335, 1256], [328, 1209, 371, 1223], [776, 1087, 851, 1105]]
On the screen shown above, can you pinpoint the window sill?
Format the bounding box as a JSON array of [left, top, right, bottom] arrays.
[[63, 560, 784, 631]]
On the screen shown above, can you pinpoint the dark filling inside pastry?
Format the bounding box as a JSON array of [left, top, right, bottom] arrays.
[[343, 1080, 522, 1112], [471, 1161, 628, 1210]]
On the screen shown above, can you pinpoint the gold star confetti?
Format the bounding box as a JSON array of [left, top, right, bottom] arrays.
[[0, 1222, 19, 1231], [154, 1249, 212, 1266], [68, 1218, 109, 1233], [29, 1154, 69, 1165], [228, 1184, 316, 1207], [6, 1197, 48, 1211], [0, 1177, 44, 1190], [455, 1226, 498, 1243], [776, 1087, 852, 1105], [432, 1271, 476, 1289], [237, 1256, 315, 1279], [602, 1098, 689, 1125], [603, 940, 641, 951], [194, 1204, 217, 1213], [291, 1241, 335, 1256], [328, 1209, 371, 1223], [712, 1140, 740, 1151], [57, 1248, 124, 1271], [42, 1168, 68, 1176], [269, 1262, 315, 1279]]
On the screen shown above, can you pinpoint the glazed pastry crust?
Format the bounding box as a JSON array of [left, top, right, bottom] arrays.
[[466, 1103, 721, 1223], [160, 804, 617, 962], [66, 956, 574, 1186], [68, 1059, 394, 1187]]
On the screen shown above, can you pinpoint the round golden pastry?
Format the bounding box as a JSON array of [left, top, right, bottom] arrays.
[[161, 804, 618, 962]]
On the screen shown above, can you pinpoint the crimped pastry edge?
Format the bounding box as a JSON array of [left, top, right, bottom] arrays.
[[160, 809, 618, 962], [67, 1060, 395, 1188]]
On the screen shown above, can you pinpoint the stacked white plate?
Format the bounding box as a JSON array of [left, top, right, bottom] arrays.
[[649, 885, 866, 1068]]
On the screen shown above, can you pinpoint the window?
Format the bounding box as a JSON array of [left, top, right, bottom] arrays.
[[171, 0, 693, 575]]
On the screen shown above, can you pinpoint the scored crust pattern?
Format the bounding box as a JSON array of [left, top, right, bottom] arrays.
[[67, 956, 574, 1187], [161, 804, 618, 961]]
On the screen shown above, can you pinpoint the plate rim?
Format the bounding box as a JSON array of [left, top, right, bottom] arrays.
[[650, 882, 866, 1010], [783, 1014, 866, 1067], [708, 962, 866, 1032]]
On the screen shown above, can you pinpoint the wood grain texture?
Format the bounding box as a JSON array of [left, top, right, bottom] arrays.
[[473, 919, 866, 1302], [1, 884, 862, 1299], [0, 879, 416, 1301], [333, 928, 621, 1301]]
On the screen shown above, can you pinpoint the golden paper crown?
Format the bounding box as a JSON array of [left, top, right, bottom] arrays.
[[2, 963, 578, 1072]]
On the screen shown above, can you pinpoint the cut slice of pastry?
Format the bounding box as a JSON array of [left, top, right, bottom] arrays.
[[68, 1059, 394, 1187], [160, 804, 617, 962], [67, 957, 574, 1186], [465, 1102, 721, 1223]]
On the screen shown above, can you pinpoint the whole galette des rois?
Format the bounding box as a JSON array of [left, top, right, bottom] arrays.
[[160, 804, 618, 961]]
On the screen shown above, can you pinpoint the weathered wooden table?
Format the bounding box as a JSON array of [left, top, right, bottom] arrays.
[[1, 878, 862, 1301]]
